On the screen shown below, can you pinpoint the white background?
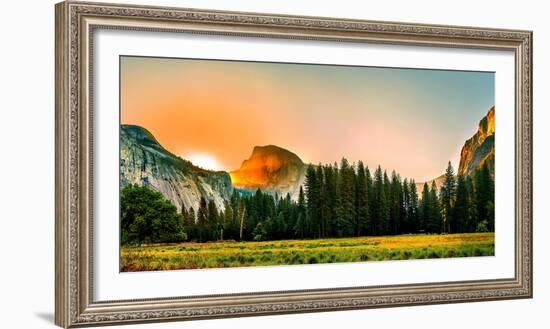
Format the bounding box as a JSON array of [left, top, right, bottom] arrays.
[[0, 0, 547, 328]]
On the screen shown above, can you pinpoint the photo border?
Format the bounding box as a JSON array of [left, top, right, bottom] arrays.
[[55, 1, 532, 327]]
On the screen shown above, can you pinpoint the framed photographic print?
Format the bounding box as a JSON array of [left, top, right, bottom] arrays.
[[55, 1, 532, 327]]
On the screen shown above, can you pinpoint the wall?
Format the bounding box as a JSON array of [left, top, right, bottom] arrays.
[[0, 0, 546, 328]]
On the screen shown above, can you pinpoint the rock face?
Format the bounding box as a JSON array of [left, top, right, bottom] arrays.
[[415, 174, 445, 194], [458, 106, 495, 176], [230, 145, 306, 200], [120, 125, 232, 212]]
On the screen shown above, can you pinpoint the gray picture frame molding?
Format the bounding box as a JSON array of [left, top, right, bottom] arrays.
[[55, 1, 532, 327]]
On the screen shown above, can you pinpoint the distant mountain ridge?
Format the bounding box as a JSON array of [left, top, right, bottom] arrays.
[[120, 125, 232, 212], [415, 174, 445, 194], [230, 145, 306, 200]]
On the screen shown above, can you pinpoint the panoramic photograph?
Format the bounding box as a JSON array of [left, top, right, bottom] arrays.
[[119, 56, 495, 272]]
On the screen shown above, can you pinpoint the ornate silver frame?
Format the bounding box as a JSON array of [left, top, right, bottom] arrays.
[[55, 1, 533, 327]]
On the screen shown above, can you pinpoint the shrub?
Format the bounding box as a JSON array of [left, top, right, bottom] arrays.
[[428, 251, 440, 258], [308, 256, 319, 264], [120, 184, 187, 245], [474, 248, 484, 256], [476, 220, 489, 233]]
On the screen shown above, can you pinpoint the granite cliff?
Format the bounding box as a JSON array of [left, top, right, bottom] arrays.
[[120, 125, 232, 212], [458, 106, 495, 176]]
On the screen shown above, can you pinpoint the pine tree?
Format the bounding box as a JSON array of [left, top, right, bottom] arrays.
[[474, 163, 495, 231], [371, 166, 389, 235], [365, 166, 373, 235], [305, 164, 318, 238], [243, 189, 263, 240], [355, 161, 368, 236], [408, 180, 419, 233], [465, 175, 476, 232], [453, 175, 470, 233], [274, 211, 287, 240], [334, 162, 344, 237], [222, 201, 234, 240], [419, 183, 430, 233], [294, 186, 307, 238], [389, 171, 404, 235], [316, 165, 328, 238], [184, 206, 197, 241], [207, 199, 219, 240], [230, 190, 240, 220], [402, 178, 410, 233], [197, 197, 209, 241], [187, 207, 196, 224], [428, 181, 442, 233], [381, 170, 391, 234], [197, 197, 208, 226], [336, 158, 356, 236], [324, 164, 337, 237], [280, 193, 296, 238], [440, 161, 456, 233], [208, 200, 218, 223]]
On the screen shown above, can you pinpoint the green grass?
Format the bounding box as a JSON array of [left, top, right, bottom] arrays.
[[120, 232, 495, 272]]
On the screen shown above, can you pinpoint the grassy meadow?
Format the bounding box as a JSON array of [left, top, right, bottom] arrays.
[[120, 232, 494, 272]]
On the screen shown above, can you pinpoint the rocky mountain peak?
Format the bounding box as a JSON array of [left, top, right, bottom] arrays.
[[230, 145, 306, 199], [457, 106, 495, 176], [477, 106, 495, 139]]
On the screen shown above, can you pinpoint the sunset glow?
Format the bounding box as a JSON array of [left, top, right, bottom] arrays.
[[184, 153, 221, 171], [121, 56, 494, 182]]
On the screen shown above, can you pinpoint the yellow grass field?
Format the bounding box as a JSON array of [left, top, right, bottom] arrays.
[[120, 232, 494, 272]]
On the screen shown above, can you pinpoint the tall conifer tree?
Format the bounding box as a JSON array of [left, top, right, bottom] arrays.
[[316, 165, 328, 237], [440, 161, 457, 233], [381, 170, 391, 234], [294, 186, 307, 238], [324, 164, 337, 237], [402, 178, 410, 232], [371, 166, 385, 235], [305, 164, 318, 238], [365, 166, 373, 235], [428, 181, 442, 233], [453, 175, 470, 233], [419, 183, 430, 232], [355, 161, 368, 236], [389, 171, 404, 235], [335, 159, 355, 236], [408, 180, 419, 233]]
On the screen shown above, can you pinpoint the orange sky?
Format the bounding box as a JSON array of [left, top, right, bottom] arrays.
[[120, 56, 494, 182]]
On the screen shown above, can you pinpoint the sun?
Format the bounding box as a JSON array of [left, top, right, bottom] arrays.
[[184, 153, 221, 171]]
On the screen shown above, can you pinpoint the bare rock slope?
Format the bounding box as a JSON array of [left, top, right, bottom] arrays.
[[120, 125, 232, 212]]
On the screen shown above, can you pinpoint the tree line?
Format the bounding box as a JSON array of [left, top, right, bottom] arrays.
[[121, 159, 494, 245]]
